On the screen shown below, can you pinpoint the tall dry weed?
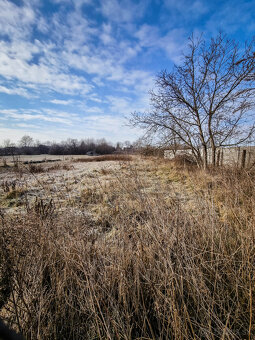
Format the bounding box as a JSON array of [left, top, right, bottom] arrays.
[[0, 161, 254, 339]]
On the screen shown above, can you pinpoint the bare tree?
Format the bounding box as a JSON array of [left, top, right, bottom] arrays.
[[19, 135, 34, 148], [18, 135, 34, 155], [131, 33, 255, 168], [3, 139, 14, 148], [2, 139, 16, 156]]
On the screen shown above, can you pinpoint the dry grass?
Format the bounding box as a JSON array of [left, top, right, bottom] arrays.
[[74, 154, 132, 162], [1, 180, 26, 201], [0, 159, 254, 339], [27, 163, 73, 173]]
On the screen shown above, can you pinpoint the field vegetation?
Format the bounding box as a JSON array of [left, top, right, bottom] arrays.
[[0, 154, 254, 339]]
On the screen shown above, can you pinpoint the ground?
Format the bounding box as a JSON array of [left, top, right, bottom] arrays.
[[0, 154, 254, 339], [0, 154, 192, 217]]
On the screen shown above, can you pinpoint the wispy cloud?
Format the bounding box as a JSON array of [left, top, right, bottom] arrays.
[[0, 85, 32, 98], [0, 40, 93, 95], [0, 108, 75, 125], [50, 99, 75, 105], [0, 0, 35, 39], [100, 0, 148, 23], [135, 25, 186, 63], [204, 0, 255, 35], [163, 0, 208, 18]]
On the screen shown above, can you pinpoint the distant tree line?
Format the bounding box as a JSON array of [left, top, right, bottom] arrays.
[[0, 136, 133, 156]]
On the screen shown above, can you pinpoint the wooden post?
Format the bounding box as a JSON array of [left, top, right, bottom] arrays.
[[247, 149, 251, 167], [237, 147, 241, 164], [220, 150, 224, 166], [216, 149, 221, 166], [241, 149, 246, 168]]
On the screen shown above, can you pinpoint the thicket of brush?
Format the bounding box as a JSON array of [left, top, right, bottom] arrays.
[[0, 160, 254, 339]]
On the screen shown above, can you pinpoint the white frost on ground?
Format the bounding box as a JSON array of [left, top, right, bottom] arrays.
[[0, 160, 122, 214]]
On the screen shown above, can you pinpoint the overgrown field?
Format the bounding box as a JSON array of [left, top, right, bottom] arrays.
[[0, 155, 254, 339]]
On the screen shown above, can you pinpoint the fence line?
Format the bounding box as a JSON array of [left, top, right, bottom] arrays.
[[164, 146, 255, 168]]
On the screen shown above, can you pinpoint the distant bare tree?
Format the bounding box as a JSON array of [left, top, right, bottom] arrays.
[[3, 139, 14, 148], [124, 140, 131, 148], [19, 135, 34, 148], [19, 135, 34, 155], [131, 33, 255, 168], [2, 139, 16, 156], [66, 138, 79, 154]]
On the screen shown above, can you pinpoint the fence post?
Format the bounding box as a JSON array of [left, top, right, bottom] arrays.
[[241, 149, 246, 168], [220, 150, 224, 166], [216, 150, 221, 166], [247, 149, 251, 167]]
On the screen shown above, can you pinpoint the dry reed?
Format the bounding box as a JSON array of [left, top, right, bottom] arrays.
[[0, 160, 254, 339]]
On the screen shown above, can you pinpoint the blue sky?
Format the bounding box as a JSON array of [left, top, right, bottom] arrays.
[[0, 0, 254, 144]]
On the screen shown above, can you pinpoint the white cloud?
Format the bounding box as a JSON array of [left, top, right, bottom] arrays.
[[0, 0, 35, 39], [135, 25, 186, 63], [37, 17, 49, 33], [163, 0, 208, 17], [16, 123, 40, 129], [205, 0, 255, 35], [0, 2, 93, 96], [0, 108, 74, 125], [100, 0, 148, 23], [0, 42, 92, 95], [0, 85, 32, 98], [81, 114, 142, 140], [50, 99, 75, 105], [100, 23, 115, 45], [0, 0, 153, 101]]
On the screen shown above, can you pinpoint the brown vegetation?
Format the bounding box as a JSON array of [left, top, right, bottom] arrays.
[[74, 154, 132, 162], [27, 163, 73, 173], [0, 158, 254, 339]]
